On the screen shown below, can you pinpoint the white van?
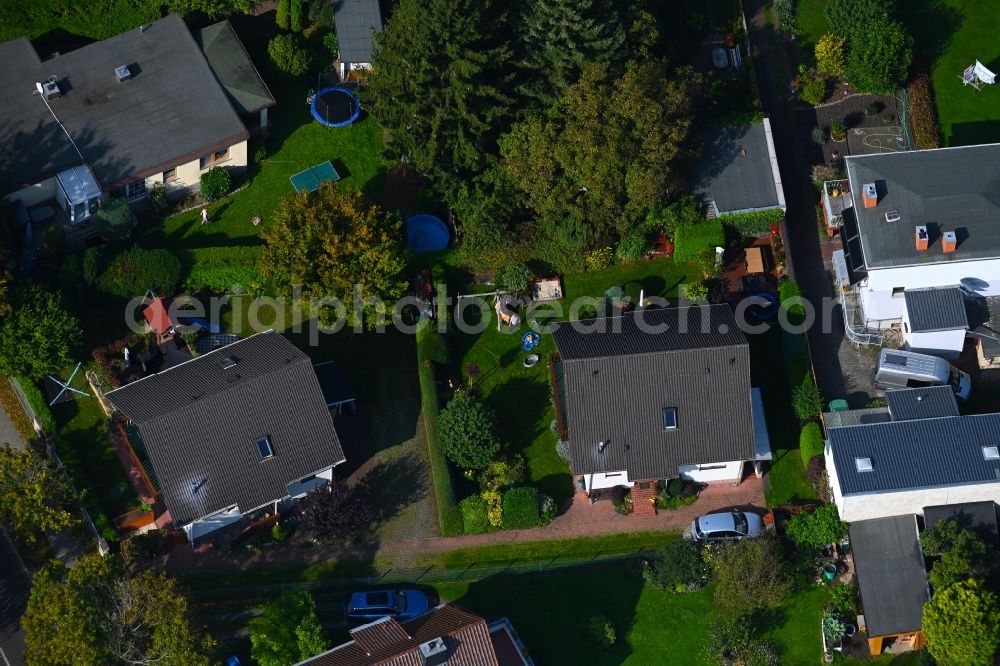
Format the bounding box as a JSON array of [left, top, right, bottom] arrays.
[[875, 349, 971, 401]]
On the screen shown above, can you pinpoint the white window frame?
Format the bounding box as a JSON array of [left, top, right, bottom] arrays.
[[124, 179, 147, 202]]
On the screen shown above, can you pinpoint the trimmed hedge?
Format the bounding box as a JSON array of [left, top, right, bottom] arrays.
[[14, 377, 55, 434], [799, 422, 824, 468], [719, 208, 784, 237], [673, 220, 724, 264], [501, 487, 542, 530], [460, 495, 489, 534], [416, 320, 463, 536], [99, 247, 181, 299], [907, 71, 941, 150], [779, 279, 805, 318], [184, 246, 262, 294]]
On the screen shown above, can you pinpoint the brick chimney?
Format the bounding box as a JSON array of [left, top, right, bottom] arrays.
[[942, 230, 957, 253], [862, 183, 878, 208], [915, 225, 928, 251]]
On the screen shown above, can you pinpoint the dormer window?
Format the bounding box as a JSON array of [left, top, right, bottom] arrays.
[[855, 457, 873, 473], [257, 437, 275, 460], [663, 408, 678, 430]]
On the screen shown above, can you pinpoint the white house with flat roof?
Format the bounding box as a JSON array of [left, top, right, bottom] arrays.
[[828, 144, 1000, 351]]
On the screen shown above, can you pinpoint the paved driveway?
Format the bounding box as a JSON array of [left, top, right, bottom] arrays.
[[0, 529, 29, 666]]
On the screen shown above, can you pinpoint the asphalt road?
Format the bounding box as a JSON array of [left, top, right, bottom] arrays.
[[0, 528, 29, 666]]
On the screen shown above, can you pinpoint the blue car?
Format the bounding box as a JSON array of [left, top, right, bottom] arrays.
[[344, 588, 430, 624]]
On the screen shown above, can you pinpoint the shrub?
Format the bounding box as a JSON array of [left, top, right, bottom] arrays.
[[323, 32, 338, 56], [308, 0, 333, 28], [268, 34, 311, 75], [831, 581, 858, 615], [497, 263, 532, 295], [811, 163, 837, 183], [646, 539, 705, 592], [648, 195, 703, 236], [200, 166, 231, 202], [275, 0, 290, 29], [811, 127, 826, 145], [673, 220, 724, 270], [785, 504, 847, 550], [15, 377, 56, 433], [94, 197, 137, 240], [719, 208, 784, 237], [460, 495, 489, 534], [99, 248, 181, 299], [437, 390, 500, 470], [555, 439, 571, 463], [615, 232, 649, 263], [82, 247, 100, 286], [815, 34, 846, 76], [705, 621, 779, 666], [604, 285, 627, 310], [806, 456, 828, 497], [271, 521, 287, 542], [289, 0, 303, 31], [799, 77, 827, 106], [481, 489, 503, 528], [908, 71, 941, 149], [254, 145, 267, 163], [120, 529, 167, 565], [148, 183, 169, 211], [799, 422, 824, 467], [588, 616, 616, 648], [684, 281, 708, 302], [539, 493, 556, 525], [476, 456, 525, 492], [585, 247, 613, 271], [792, 377, 823, 421], [830, 119, 846, 140], [866, 102, 879, 116], [774, 0, 794, 27], [924, 580, 1000, 666], [184, 246, 262, 294], [501, 487, 542, 530], [823, 612, 846, 643]]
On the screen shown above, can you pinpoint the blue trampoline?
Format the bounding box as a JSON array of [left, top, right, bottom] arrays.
[[311, 86, 361, 127], [746, 292, 779, 322], [406, 214, 450, 252]]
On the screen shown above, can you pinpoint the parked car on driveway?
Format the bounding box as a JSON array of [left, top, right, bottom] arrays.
[[690, 510, 765, 542], [344, 588, 430, 624]]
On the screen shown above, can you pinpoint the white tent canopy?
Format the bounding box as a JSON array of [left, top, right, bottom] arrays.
[[962, 60, 997, 88]]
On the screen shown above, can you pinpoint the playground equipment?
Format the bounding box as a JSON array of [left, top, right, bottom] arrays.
[[961, 61, 997, 90], [44, 362, 89, 406], [311, 86, 362, 126]]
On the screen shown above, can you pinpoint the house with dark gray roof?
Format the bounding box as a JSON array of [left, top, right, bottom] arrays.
[[296, 604, 532, 666], [691, 120, 785, 217], [334, 0, 383, 80], [828, 144, 1000, 350], [551, 305, 772, 503], [849, 515, 930, 655], [824, 387, 1000, 522], [106, 330, 345, 545], [0, 15, 271, 230]]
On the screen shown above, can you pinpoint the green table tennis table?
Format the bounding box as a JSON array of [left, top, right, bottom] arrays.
[[289, 160, 341, 193]]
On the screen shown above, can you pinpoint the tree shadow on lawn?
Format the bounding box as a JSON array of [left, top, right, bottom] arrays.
[[356, 451, 430, 531], [902, 0, 965, 69]]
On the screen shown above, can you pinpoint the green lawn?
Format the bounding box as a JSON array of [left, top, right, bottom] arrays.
[[794, 0, 829, 57], [902, 1, 1000, 145]]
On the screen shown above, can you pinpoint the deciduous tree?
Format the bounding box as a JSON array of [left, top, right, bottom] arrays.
[[710, 539, 790, 623], [921, 520, 995, 591], [815, 33, 846, 76], [259, 184, 408, 329], [784, 504, 847, 550], [367, 0, 513, 188], [0, 445, 76, 543], [22, 554, 213, 666], [437, 390, 501, 470], [517, 0, 624, 107], [500, 61, 698, 247], [0, 284, 81, 379], [924, 580, 1000, 666], [825, 0, 911, 94], [249, 592, 328, 666], [297, 478, 371, 540]]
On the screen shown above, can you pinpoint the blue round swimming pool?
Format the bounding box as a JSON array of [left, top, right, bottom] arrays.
[[406, 214, 449, 252]]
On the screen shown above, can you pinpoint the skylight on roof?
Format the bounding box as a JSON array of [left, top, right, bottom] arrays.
[[984, 446, 1000, 461], [257, 437, 275, 460], [663, 407, 678, 430], [855, 457, 873, 473]]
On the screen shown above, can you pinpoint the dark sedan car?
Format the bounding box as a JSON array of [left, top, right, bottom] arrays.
[[344, 588, 430, 624]]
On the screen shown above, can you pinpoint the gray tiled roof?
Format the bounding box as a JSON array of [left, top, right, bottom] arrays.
[[885, 385, 959, 421], [0, 15, 249, 192], [849, 515, 929, 637], [334, 0, 383, 64], [828, 413, 1000, 496], [195, 21, 275, 115], [692, 122, 782, 214], [553, 306, 756, 480], [845, 145, 1000, 269], [106, 331, 345, 526], [904, 287, 969, 332]]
